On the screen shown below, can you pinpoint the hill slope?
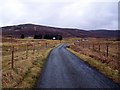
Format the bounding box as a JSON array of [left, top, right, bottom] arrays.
[[1, 24, 119, 38]]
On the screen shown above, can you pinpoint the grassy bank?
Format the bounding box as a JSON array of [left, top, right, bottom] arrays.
[[2, 48, 52, 88], [67, 48, 120, 85], [15, 48, 52, 88], [2, 38, 61, 88]]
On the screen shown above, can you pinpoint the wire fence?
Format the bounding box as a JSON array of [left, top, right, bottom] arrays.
[[72, 40, 120, 70], [2, 39, 59, 70]]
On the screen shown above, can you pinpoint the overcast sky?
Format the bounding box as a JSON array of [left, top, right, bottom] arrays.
[[0, 0, 119, 30]]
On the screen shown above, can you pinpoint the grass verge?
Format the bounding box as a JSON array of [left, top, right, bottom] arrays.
[[15, 48, 52, 88], [2, 48, 52, 88], [67, 48, 120, 85]]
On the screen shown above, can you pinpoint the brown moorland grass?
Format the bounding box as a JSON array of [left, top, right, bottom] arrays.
[[2, 38, 60, 88], [67, 48, 120, 85], [67, 38, 120, 85], [71, 38, 119, 70], [2, 37, 120, 87]]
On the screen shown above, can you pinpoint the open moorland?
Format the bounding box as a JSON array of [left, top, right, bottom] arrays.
[[2, 37, 62, 88], [2, 37, 120, 88], [67, 38, 120, 84]]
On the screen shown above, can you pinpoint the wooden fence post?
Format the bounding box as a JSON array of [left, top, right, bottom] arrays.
[[26, 44, 28, 59], [106, 44, 109, 57], [46, 42, 48, 48], [11, 46, 14, 69], [33, 43, 35, 54]]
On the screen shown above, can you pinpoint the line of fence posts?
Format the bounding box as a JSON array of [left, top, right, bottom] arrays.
[[10, 41, 43, 68], [79, 41, 109, 57], [10, 42, 34, 69], [8, 40, 59, 70]]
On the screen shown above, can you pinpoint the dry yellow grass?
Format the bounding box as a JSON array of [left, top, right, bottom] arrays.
[[2, 38, 60, 88], [70, 38, 120, 70], [67, 48, 120, 85], [68, 38, 120, 85], [2, 48, 52, 88], [2, 37, 119, 88]]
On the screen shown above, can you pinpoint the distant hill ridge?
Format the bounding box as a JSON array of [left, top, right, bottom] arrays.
[[1, 23, 119, 38]]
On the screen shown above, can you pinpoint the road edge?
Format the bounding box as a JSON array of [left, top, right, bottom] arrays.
[[66, 48, 120, 86]]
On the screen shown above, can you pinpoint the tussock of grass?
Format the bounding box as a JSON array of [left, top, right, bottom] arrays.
[[67, 48, 120, 85]]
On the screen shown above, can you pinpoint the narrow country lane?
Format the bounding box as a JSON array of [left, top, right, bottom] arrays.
[[35, 44, 120, 88]]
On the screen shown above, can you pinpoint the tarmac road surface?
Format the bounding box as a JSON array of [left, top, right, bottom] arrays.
[[35, 44, 120, 88]]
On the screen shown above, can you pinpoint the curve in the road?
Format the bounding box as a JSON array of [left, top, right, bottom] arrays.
[[35, 44, 120, 88]]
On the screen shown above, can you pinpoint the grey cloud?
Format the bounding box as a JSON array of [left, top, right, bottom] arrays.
[[0, 0, 118, 30]]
